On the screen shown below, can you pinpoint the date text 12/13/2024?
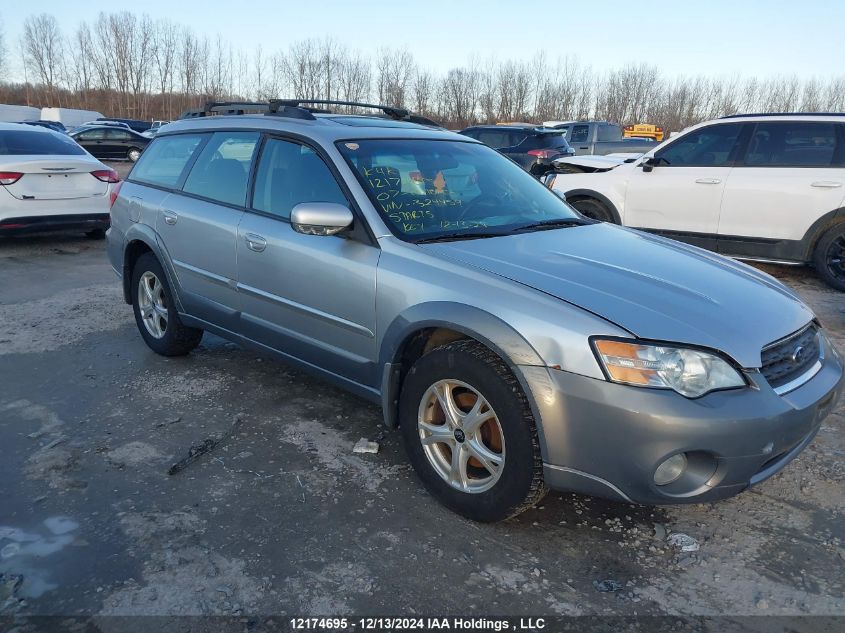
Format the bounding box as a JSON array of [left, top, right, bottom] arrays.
[[290, 617, 547, 631]]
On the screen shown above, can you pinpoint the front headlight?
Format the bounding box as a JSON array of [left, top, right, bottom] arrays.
[[592, 338, 746, 398]]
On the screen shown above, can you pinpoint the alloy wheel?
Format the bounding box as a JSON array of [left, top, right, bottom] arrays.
[[825, 235, 845, 280], [138, 271, 168, 339], [417, 379, 505, 493]]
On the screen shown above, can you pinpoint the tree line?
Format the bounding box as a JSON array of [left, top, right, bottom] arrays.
[[1, 11, 844, 132]]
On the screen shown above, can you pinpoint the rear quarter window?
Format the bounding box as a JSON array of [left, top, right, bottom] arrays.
[[0, 129, 86, 156], [130, 134, 205, 189]]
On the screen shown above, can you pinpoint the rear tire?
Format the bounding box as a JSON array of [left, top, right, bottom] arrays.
[[570, 197, 614, 223], [131, 252, 203, 356], [127, 147, 142, 162], [399, 339, 547, 522], [812, 223, 845, 291]]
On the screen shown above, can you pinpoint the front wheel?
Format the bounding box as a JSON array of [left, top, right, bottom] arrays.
[[813, 223, 845, 291], [399, 339, 547, 522], [131, 252, 203, 355], [570, 197, 614, 223], [127, 147, 142, 162]]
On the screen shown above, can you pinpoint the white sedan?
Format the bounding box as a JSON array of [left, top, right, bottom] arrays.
[[0, 122, 119, 237]]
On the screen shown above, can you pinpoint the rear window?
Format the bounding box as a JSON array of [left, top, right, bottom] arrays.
[[130, 134, 205, 188], [0, 129, 86, 156], [744, 122, 841, 167]]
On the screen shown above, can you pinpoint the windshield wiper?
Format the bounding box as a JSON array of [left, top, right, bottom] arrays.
[[414, 231, 511, 244], [511, 218, 589, 232]]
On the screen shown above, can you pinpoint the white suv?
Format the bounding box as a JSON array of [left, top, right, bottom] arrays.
[[547, 114, 845, 289]]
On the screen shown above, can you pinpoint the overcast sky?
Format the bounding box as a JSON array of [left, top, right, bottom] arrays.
[[2, 0, 843, 81]]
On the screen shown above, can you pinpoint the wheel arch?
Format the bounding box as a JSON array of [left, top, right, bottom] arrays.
[[121, 224, 184, 311], [563, 189, 622, 224], [378, 302, 547, 433], [800, 206, 845, 262]]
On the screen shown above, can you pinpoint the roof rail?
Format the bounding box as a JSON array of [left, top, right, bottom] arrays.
[[719, 112, 845, 119], [271, 99, 410, 120], [177, 98, 441, 127], [178, 101, 272, 120]]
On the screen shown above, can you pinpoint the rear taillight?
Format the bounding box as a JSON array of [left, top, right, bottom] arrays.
[[109, 180, 124, 209], [91, 169, 120, 183], [527, 149, 561, 160], [0, 172, 23, 185], [624, 125, 633, 131], [656, 127, 663, 132]]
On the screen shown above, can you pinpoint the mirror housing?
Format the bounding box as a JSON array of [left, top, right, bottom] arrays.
[[641, 157, 657, 173], [290, 202, 353, 236]]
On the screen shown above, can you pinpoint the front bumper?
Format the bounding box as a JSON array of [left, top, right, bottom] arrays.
[[522, 348, 843, 505]]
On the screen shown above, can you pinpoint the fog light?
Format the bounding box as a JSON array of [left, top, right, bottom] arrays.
[[654, 453, 687, 486]]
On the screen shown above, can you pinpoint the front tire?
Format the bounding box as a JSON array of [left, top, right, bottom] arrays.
[[131, 252, 203, 356], [813, 223, 845, 291], [399, 339, 547, 522], [570, 197, 614, 223]]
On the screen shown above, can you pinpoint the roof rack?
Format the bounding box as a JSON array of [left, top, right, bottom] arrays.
[[177, 98, 441, 127], [270, 99, 409, 119], [269, 99, 441, 127], [719, 112, 845, 119]]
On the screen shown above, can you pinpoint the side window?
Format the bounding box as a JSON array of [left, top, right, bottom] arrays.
[[131, 134, 205, 188], [655, 123, 743, 167], [569, 125, 589, 144], [78, 129, 105, 140], [596, 124, 620, 142], [106, 129, 131, 141], [744, 122, 838, 167], [182, 132, 259, 206], [476, 130, 509, 148], [252, 138, 347, 220]]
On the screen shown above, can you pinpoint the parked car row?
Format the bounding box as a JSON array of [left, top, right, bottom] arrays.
[[100, 100, 842, 522], [545, 113, 845, 290]]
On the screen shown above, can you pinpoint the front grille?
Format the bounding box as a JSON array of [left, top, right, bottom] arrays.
[[761, 324, 821, 389]]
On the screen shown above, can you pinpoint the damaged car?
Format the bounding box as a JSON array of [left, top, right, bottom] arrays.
[[107, 100, 843, 522]]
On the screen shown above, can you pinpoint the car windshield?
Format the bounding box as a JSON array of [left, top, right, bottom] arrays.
[[0, 129, 87, 156], [336, 138, 581, 241]]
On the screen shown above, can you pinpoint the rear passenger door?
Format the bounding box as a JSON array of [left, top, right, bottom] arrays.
[[236, 137, 380, 386], [155, 131, 259, 331], [718, 121, 845, 251]]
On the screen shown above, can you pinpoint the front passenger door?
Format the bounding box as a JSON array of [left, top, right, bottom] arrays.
[[237, 138, 380, 386], [623, 122, 745, 243]]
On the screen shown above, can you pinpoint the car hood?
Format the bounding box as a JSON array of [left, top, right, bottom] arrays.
[[421, 223, 814, 368]]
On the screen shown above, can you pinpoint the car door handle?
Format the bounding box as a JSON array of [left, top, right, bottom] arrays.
[[695, 178, 721, 184], [811, 181, 842, 188], [162, 210, 178, 225], [245, 233, 267, 252]]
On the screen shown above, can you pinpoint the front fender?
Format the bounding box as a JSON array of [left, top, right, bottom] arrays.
[[379, 301, 546, 430]]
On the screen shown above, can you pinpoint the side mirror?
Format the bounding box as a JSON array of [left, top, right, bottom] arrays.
[[290, 202, 353, 236], [641, 157, 657, 173]]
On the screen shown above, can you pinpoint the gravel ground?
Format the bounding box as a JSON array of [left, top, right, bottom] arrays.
[[0, 230, 843, 627]]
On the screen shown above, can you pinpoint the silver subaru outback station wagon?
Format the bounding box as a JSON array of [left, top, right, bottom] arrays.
[[107, 100, 843, 522]]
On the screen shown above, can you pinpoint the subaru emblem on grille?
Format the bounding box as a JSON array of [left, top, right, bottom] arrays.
[[791, 345, 806, 364]]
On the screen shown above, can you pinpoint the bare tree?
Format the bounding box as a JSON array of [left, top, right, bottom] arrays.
[[21, 14, 64, 104]]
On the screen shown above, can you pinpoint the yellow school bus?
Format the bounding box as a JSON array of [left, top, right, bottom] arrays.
[[623, 123, 664, 142]]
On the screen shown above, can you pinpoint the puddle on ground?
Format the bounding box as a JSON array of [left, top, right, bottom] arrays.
[[0, 516, 79, 599]]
